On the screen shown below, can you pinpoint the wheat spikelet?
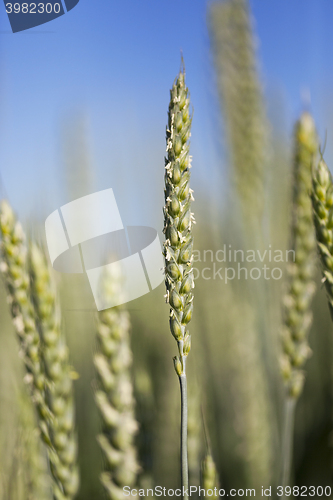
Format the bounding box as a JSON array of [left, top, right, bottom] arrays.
[[93, 264, 139, 500]]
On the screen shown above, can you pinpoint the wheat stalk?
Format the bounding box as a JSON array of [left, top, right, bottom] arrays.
[[29, 243, 80, 499], [93, 264, 139, 500], [279, 113, 317, 492], [163, 63, 194, 500]]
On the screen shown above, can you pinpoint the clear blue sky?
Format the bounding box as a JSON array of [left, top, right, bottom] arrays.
[[0, 0, 332, 226]]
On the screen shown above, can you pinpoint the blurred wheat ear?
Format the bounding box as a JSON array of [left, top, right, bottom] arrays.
[[93, 264, 139, 500], [279, 113, 317, 492], [30, 243, 80, 499], [0, 200, 48, 422], [163, 62, 195, 500], [201, 454, 219, 498], [209, 0, 268, 237], [311, 157, 333, 315], [0, 200, 80, 500]]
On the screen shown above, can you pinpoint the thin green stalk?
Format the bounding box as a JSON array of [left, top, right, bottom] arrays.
[[179, 371, 188, 499], [164, 63, 194, 500], [280, 397, 296, 496]]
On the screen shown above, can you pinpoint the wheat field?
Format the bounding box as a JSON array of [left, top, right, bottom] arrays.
[[0, 1, 333, 500]]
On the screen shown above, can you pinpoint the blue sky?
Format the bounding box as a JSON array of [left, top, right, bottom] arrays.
[[0, 0, 332, 227]]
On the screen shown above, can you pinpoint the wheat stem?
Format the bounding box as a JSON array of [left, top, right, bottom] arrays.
[[280, 397, 296, 496], [179, 371, 188, 499], [179, 344, 188, 493]]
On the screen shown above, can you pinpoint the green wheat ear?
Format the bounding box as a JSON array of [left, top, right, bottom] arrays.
[[279, 112, 317, 493], [312, 157, 333, 312], [280, 112, 318, 399], [0, 200, 80, 500], [201, 454, 219, 498], [209, 0, 267, 228], [0, 201, 50, 434], [30, 243, 80, 499], [163, 62, 194, 500], [93, 264, 139, 500]]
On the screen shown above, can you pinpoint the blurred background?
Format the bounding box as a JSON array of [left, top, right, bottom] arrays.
[[1, 0, 333, 498]]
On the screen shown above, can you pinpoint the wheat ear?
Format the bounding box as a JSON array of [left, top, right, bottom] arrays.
[[163, 63, 194, 500], [201, 454, 219, 499], [279, 113, 317, 492], [93, 265, 139, 500], [209, 0, 267, 228], [0, 200, 79, 499], [29, 243, 80, 499], [311, 156, 333, 315], [280, 113, 317, 396], [0, 201, 51, 440]]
